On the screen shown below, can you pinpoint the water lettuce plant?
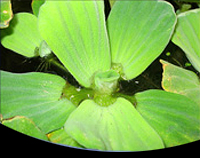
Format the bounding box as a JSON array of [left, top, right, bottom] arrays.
[[1, 0, 200, 151]]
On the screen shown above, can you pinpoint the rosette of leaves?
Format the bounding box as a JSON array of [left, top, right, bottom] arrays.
[[1, 0, 200, 151]]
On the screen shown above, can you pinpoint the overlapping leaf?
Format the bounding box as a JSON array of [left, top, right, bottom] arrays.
[[1, 71, 76, 133], [38, 1, 111, 88], [107, 0, 176, 80]]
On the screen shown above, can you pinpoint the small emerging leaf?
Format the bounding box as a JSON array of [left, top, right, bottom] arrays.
[[65, 98, 164, 151], [2, 116, 48, 141], [39, 40, 51, 58], [136, 90, 200, 147], [94, 70, 120, 95]]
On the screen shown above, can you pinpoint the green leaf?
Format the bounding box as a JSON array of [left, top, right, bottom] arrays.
[[1, 71, 76, 133], [107, 0, 176, 80], [31, 0, 45, 17], [48, 127, 83, 148], [0, 0, 13, 29], [1, 13, 43, 57], [65, 98, 164, 151], [39, 40, 51, 58], [161, 60, 200, 106], [172, 9, 200, 72], [2, 116, 48, 141], [136, 90, 200, 147], [38, 1, 111, 88]]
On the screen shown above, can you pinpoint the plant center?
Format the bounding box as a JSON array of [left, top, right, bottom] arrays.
[[93, 70, 120, 107], [93, 70, 120, 95]]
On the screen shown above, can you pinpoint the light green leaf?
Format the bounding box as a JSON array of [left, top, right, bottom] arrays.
[[2, 116, 48, 141], [1, 13, 43, 57], [39, 1, 111, 88], [48, 127, 83, 148], [0, 0, 13, 28], [31, 0, 45, 17], [136, 90, 200, 147], [172, 9, 200, 72], [107, 0, 176, 80], [39, 40, 51, 58], [161, 60, 200, 106], [65, 98, 164, 151], [1, 71, 76, 133]]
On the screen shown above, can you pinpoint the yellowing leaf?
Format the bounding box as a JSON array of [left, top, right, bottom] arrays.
[[161, 60, 200, 106], [0, 0, 13, 28], [2, 116, 48, 141]]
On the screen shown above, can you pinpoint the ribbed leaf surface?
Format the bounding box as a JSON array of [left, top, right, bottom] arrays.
[[107, 1, 176, 80], [172, 9, 200, 72], [65, 98, 164, 151], [136, 90, 200, 147], [1, 71, 75, 133], [39, 1, 111, 87]]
